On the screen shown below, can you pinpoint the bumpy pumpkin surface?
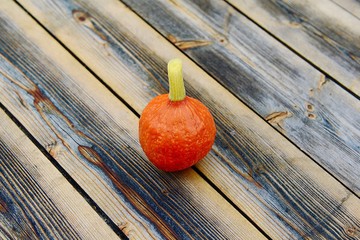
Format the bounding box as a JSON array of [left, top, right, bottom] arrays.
[[139, 58, 216, 172], [139, 95, 216, 171]]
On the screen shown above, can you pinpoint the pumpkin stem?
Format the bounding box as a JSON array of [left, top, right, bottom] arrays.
[[168, 58, 186, 101]]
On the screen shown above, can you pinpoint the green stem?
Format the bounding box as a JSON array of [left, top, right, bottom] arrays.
[[168, 58, 186, 101]]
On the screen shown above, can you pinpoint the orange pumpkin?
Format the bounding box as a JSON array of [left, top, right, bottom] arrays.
[[139, 59, 216, 172]]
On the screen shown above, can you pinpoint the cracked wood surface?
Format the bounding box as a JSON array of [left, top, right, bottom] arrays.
[[1, 0, 360, 239], [5, 0, 360, 239]]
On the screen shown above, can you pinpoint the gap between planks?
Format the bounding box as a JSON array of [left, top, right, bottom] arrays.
[[12, 0, 360, 203], [226, 0, 360, 97], [2, 0, 360, 238], [0, 102, 129, 240], [223, 0, 360, 101], [116, 0, 360, 195], [1, 1, 266, 239], [6, 3, 271, 237], [0, 106, 125, 239], [13, 0, 360, 199]]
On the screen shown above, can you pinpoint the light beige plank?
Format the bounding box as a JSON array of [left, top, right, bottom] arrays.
[[0, 1, 264, 239], [0, 109, 119, 239], [12, 0, 360, 239]]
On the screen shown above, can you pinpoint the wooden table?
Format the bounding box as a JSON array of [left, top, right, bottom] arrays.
[[1, 0, 359, 239]]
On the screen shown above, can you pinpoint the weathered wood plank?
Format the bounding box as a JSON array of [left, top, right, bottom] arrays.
[[330, 0, 360, 19], [0, 1, 264, 239], [227, 0, 360, 96], [18, 0, 360, 195], [13, 0, 360, 239], [0, 109, 120, 239], [118, 0, 360, 196]]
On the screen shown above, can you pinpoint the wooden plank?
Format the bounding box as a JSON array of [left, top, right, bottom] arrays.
[[119, 0, 360, 195], [0, 1, 264, 239], [12, 0, 360, 239], [0, 109, 120, 239], [17, 0, 360, 195], [330, 0, 360, 19], [227, 0, 360, 96]]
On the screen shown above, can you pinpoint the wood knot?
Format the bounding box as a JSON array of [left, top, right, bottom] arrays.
[[72, 10, 90, 23], [306, 103, 314, 112], [305, 102, 316, 119], [217, 36, 228, 45], [72, 10, 108, 43], [307, 113, 316, 120], [345, 226, 358, 237]]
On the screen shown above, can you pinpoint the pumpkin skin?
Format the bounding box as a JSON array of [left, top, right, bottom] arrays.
[[139, 94, 216, 172]]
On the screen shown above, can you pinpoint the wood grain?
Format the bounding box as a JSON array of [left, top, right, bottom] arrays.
[[119, 0, 360, 196], [18, 0, 360, 195], [0, 109, 120, 239], [227, 0, 360, 95], [330, 0, 360, 19], [0, 1, 264, 239], [12, 0, 360, 239]]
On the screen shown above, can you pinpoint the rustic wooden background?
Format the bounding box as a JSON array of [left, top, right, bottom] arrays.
[[1, 0, 359, 239]]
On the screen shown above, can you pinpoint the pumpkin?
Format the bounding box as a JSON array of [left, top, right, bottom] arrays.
[[139, 59, 216, 172]]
